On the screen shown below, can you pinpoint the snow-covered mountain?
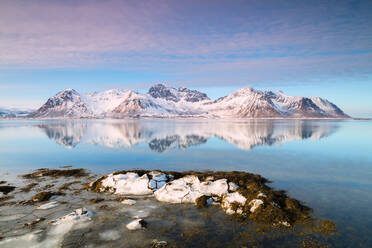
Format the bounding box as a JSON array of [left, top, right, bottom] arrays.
[[28, 89, 92, 118], [29, 84, 349, 118], [0, 107, 34, 117]]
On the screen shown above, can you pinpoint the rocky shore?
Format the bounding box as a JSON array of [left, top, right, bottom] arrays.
[[0, 168, 336, 247]]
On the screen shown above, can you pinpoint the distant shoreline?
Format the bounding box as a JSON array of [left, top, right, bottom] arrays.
[[1, 116, 367, 120]]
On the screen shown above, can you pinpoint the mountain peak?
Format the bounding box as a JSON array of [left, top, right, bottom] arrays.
[[59, 88, 78, 93], [233, 86, 260, 95], [148, 84, 210, 102], [148, 84, 179, 102]]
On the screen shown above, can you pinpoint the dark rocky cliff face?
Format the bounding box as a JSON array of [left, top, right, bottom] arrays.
[[148, 84, 210, 102], [148, 84, 179, 102]]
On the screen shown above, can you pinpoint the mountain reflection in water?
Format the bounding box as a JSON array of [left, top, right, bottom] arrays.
[[37, 119, 339, 152]]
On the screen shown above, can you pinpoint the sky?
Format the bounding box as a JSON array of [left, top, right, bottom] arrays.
[[0, 0, 371, 117]]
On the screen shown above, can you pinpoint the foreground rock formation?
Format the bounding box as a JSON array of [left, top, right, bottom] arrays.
[[0, 168, 337, 247], [90, 170, 314, 227]]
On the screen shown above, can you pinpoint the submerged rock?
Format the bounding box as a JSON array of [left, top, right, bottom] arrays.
[[32, 191, 61, 202], [152, 239, 168, 248], [20, 183, 38, 192], [0, 186, 16, 195], [99, 230, 121, 241], [195, 195, 213, 208], [88, 198, 104, 204], [24, 217, 46, 228], [22, 168, 88, 179]]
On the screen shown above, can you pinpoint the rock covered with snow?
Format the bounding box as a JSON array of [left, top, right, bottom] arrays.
[[89, 170, 315, 227], [221, 192, 247, 215], [126, 218, 146, 230], [91, 171, 257, 216], [99, 172, 153, 195], [154, 176, 229, 204], [92, 171, 171, 195], [248, 199, 264, 213]]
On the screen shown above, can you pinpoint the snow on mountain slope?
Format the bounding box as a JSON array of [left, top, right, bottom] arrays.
[[205, 87, 282, 118], [28, 84, 349, 118], [310, 97, 348, 117], [110, 90, 205, 117], [267, 91, 349, 117], [83, 89, 132, 116], [29, 89, 92, 118]]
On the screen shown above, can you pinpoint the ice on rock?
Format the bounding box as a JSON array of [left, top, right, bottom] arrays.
[[121, 199, 136, 205], [91, 171, 274, 217], [221, 192, 247, 215], [228, 182, 239, 191], [126, 218, 146, 230], [206, 197, 214, 206], [154, 175, 202, 203], [0, 208, 93, 247], [199, 179, 229, 196], [154, 176, 230, 204], [37, 201, 59, 210], [100, 172, 153, 195], [249, 199, 264, 212], [51, 208, 92, 225], [257, 192, 267, 198], [148, 171, 169, 190], [280, 221, 291, 227]]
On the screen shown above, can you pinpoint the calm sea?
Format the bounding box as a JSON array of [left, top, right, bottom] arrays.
[[0, 119, 371, 246]]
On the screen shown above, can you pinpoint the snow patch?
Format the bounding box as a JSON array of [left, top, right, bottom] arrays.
[[121, 199, 137, 205], [100, 172, 153, 195], [248, 199, 264, 212], [221, 192, 247, 215], [126, 218, 146, 230]]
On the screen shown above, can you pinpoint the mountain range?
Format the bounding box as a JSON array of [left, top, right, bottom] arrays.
[[0, 108, 34, 118], [28, 84, 349, 118]]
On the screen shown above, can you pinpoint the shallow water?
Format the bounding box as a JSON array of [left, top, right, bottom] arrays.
[[0, 119, 372, 247]]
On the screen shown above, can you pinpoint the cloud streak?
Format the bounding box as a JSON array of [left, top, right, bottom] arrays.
[[0, 0, 371, 86]]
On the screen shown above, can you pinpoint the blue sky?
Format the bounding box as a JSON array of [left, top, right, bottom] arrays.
[[0, 0, 371, 117]]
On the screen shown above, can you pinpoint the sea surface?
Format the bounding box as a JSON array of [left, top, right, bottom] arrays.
[[0, 119, 371, 247]]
